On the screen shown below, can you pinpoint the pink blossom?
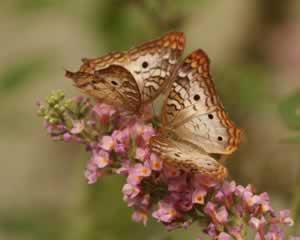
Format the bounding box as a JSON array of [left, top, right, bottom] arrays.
[[235, 185, 246, 197], [141, 125, 154, 142], [279, 210, 294, 226], [259, 192, 273, 213], [163, 165, 181, 178], [101, 136, 114, 151], [152, 201, 179, 223], [134, 163, 152, 177], [215, 206, 228, 224], [222, 181, 236, 196], [112, 129, 129, 146], [140, 194, 150, 206], [192, 187, 207, 204], [215, 190, 225, 201], [218, 232, 231, 240], [84, 170, 97, 184], [84, 160, 98, 184], [242, 189, 261, 208], [63, 132, 72, 141], [180, 219, 192, 229], [205, 223, 217, 237], [93, 103, 116, 123], [265, 224, 283, 240], [132, 122, 154, 144], [203, 202, 217, 219], [135, 147, 149, 161], [93, 150, 111, 168], [289, 237, 300, 240], [167, 176, 187, 192], [116, 160, 131, 175], [193, 174, 218, 188], [127, 163, 151, 185], [122, 183, 140, 199], [196, 237, 204, 240], [125, 193, 150, 208], [148, 153, 163, 171], [132, 209, 148, 225], [176, 191, 193, 211], [235, 184, 253, 198], [249, 216, 266, 230], [70, 120, 85, 134], [229, 225, 243, 240], [113, 143, 126, 153]]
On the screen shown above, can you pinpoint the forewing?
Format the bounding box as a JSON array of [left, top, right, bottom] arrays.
[[151, 136, 227, 180], [65, 65, 141, 113], [78, 32, 185, 103], [161, 49, 241, 154]]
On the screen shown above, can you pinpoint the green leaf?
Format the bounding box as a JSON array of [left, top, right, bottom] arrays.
[[279, 92, 300, 130], [0, 57, 48, 93]]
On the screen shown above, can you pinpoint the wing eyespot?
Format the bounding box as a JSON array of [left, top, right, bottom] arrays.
[[111, 80, 118, 86], [217, 136, 223, 141], [193, 94, 200, 101], [142, 61, 149, 68]]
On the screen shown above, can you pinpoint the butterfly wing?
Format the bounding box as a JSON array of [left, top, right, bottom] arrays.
[[161, 49, 242, 154], [65, 65, 141, 113], [77, 32, 185, 103], [151, 135, 227, 180]]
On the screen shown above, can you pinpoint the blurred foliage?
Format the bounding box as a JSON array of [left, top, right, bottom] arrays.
[[0, 57, 48, 93], [91, 0, 147, 51], [14, 0, 65, 14], [65, 177, 198, 240], [290, 181, 300, 234], [80, 177, 158, 240], [0, 209, 63, 240], [89, 0, 207, 51], [279, 92, 300, 143], [217, 64, 271, 115], [279, 92, 300, 131]]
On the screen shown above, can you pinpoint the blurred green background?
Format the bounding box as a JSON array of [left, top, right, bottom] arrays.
[[1, 0, 300, 239]]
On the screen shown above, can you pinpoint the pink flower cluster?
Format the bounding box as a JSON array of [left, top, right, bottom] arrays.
[[38, 93, 299, 240]]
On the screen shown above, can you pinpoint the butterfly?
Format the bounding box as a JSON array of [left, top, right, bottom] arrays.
[[150, 49, 242, 180], [65, 32, 185, 114]]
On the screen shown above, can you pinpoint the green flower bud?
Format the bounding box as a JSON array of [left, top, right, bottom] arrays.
[[50, 118, 59, 124], [59, 106, 65, 112], [64, 99, 73, 108], [54, 104, 60, 110], [37, 109, 43, 117], [57, 90, 65, 99]]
